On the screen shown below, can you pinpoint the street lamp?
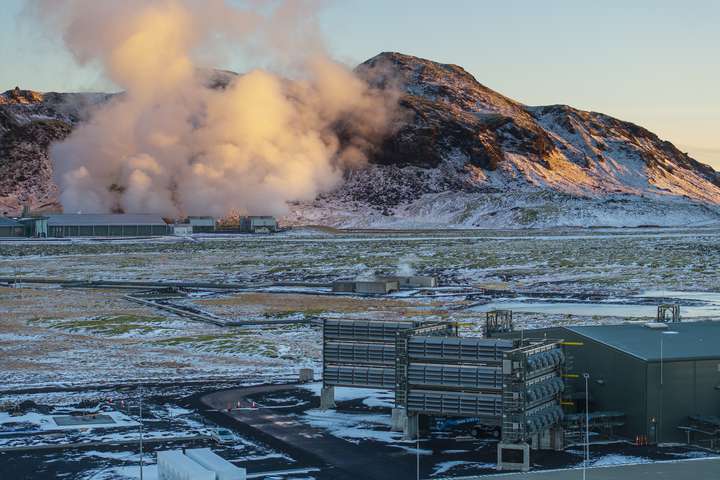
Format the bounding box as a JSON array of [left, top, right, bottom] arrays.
[[659, 331, 678, 444], [416, 436, 420, 480], [582, 373, 590, 480], [137, 385, 144, 480]]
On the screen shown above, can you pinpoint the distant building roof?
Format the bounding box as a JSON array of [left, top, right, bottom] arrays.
[[188, 216, 215, 226], [0, 217, 20, 227], [566, 321, 720, 362], [47, 214, 167, 226]]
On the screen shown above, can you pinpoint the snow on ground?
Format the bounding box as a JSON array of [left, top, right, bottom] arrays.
[[0, 410, 138, 431], [299, 383, 395, 409], [430, 460, 495, 477], [589, 454, 653, 467], [2, 228, 720, 390], [301, 409, 400, 444], [89, 464, 158, 480]]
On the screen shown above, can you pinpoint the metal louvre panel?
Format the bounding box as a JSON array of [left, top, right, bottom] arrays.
[[408, 337, 513, 363], [323, 342, 395, 366], [526, 348, 565, 373], [407, 389, 503, 416], [323, 365, 396, 388], [323, 320, 417, 342], [407, 364, 504, 390], [525, 404, 564, 433], [525, 376, 564, 405]]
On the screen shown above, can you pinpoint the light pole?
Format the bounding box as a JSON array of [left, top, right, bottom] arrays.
[[659, 331, 678, 444], [139, 385, 144, 480], [582, 372, 590, 480], [416, 436, 419, 480]]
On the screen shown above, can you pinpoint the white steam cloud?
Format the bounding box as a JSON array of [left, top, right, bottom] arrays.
[[30, 0, 397, 217]]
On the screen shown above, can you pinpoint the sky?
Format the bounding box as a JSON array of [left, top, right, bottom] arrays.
[[1, 0, 718, 168]]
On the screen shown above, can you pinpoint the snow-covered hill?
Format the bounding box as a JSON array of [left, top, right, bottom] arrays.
[[2, 52, 720, 227], [285, 52, 720, 227]]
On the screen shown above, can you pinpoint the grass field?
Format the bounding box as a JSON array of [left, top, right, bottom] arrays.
[[1, 227, 719, 389]]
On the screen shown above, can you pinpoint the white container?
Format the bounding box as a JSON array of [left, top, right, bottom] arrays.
[[157, 450, 216, 480], [185, 448, 247, 480]]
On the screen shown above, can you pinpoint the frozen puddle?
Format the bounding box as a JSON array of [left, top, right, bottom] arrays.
[[472, 296, 720, 318], [299, 383, 395, 408], [637, 290, 720, 303], [301, 409, 400, 444]]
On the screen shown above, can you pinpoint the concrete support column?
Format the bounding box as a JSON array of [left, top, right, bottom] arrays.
[[320, 385, 336, 410], [391, 407, 408, 432], [538, 429, 551, 450], [530, 433, 539, 450], [403, 413, 419, 440], [298, 368, 314, 383], [497, 442, 530, 472], [550, 427, 564, 451]]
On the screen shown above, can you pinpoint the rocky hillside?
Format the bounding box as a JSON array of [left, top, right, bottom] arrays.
[[0, 87, 110, 216], [3, 53, 720, 227], [286, 52, 720, 227]]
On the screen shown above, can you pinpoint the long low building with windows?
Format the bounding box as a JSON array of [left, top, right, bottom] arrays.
[[45, 213, 170, 237], [0, 217, 25, 237]]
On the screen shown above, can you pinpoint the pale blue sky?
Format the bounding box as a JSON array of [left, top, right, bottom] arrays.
[[1, 0, 718, 167]]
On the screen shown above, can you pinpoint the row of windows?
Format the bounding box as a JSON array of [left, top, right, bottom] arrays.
[[0, 226, 25, 237], [48, 225, 170, 237]]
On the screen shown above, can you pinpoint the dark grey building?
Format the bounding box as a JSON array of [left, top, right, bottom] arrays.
[[46, 214, 170, 237], [517, 322, 720, 443], [0, 217, 24, 237]]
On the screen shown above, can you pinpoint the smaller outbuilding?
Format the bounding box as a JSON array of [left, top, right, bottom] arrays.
[[188, 216, 215, 233], [355, 279, 399, 295], [239, 216, 278, 233], [331, 278, 400, 295], [172, 223, 193, 236], [331, 280, 357, 293], [157, 448, 246, 480], [378, 275, 438, 289]]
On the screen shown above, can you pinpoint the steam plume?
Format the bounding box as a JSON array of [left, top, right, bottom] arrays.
[[30, 0, 396, 217]]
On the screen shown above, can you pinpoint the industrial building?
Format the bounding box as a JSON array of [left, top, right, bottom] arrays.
[[44, 214, 170, 237], [321, 318, 566, 471], [157, 448, 246, 480], [512, 321, 720, 445], [320, 315, 720, 469], [188, 216, 216, 233], [331, 275, 437, 294], [332, 278, 399, 294], [172, 223, 193, 236], [18, 216, 48, 237], [378, 275, 438, 288], [0, 217, 24, 237], [239, 216, 278, 233]]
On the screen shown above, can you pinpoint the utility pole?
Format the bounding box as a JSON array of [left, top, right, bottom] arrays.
[[583, 373, 590, 480], [139, 385, 144, 480], [416, 437, 420, 480]]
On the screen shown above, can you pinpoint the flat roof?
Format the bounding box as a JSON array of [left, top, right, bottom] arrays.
[[47, 214, 167, 226], [566, 321, 720, 362], [188, 217, 215, 226]]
